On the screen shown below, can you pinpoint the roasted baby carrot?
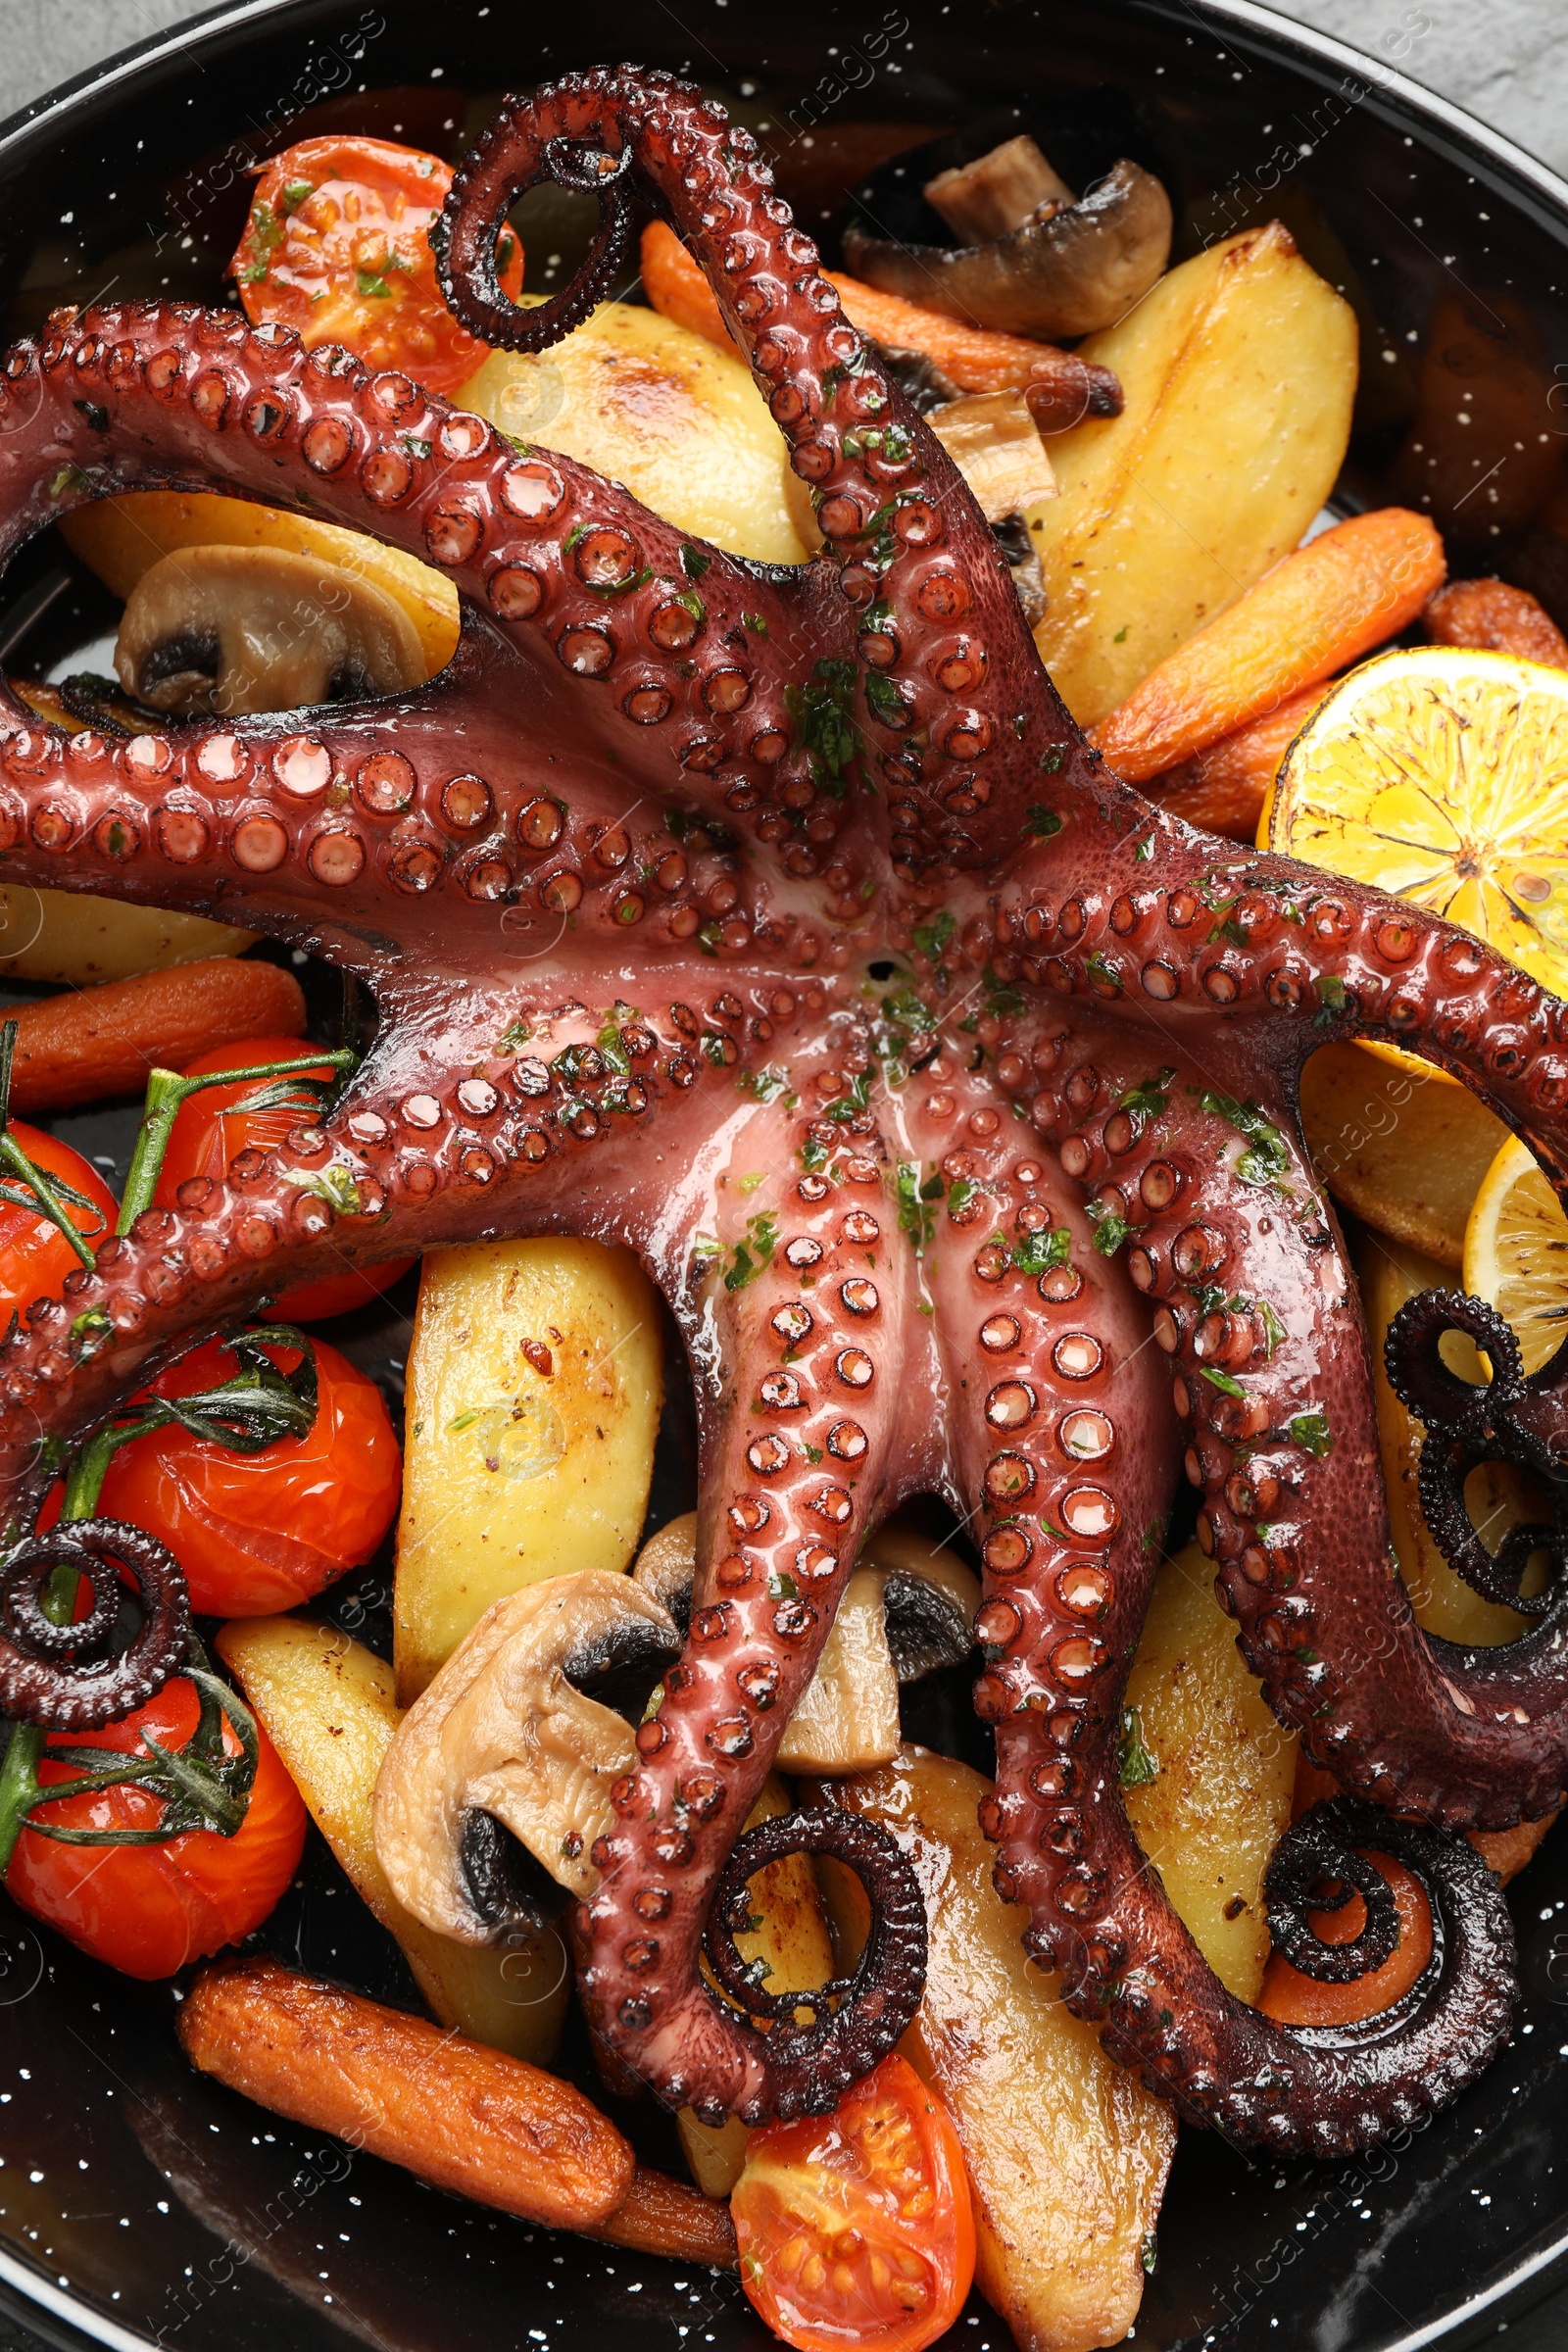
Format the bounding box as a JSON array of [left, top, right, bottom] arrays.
[[1091, 508, 1446, 783], [6, 955, 305, 1115], [588, 2166, 739, 2268], [639, 221, 1119, 425], [1147, 682, 1329, 842], [1424, 576, 1568, 667], [178, 1957, 635, 2231]]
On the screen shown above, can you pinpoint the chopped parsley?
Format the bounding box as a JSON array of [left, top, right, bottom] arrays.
[[1118, 1707, 1158, 1788]]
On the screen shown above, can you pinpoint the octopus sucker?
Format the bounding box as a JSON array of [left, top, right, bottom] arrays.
[[0, 61, 1559, 2153]]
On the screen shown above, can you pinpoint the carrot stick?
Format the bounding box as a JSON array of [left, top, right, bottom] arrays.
[[1147, 682, 1330, 841], [5, 955, 305, 1115], [639, 221, 1120, 426], [1424, 576, 1568, 667], [1091, 509, 1446, 783], [587, 2166, 738, 2268], [178, 1957, 635, 2231]]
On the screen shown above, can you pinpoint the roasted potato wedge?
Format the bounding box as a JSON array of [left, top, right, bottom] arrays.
[[1030, 221, 1356, 726], [394, 1237, 664, 1703], [1300, 1041, 1507, 1267], [459, 302, 809, 564], [1355, 1229, 1547, 1643], [676, 1773, 836, 2199], [1121, 1545, 1298, 2002], [217, 1614, 571, 2065], [824, 1747, 1175, 2352], [0, 887, 254, 986]]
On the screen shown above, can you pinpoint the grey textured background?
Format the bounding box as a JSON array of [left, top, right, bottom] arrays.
[[0, 1, 1561, 2350]]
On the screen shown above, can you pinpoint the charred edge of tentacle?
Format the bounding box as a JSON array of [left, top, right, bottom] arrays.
[[434, 93, 636, 353], [1263, 1799, 1403, 1983], [1417, 1433, 1561, 1616], [1387, 1288, 1568, 1617], [703, 1807, 927, 2120], [0, 1518, 188, 1731], [1384, 1288, 1524, 1434]]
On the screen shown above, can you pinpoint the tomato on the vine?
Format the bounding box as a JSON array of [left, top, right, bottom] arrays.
[[6, 1676, 305, 1979], [733, 2053, 976, 2352], [230, 135, 525, 395], [154, 1037, 412, 1322], [94, 1332, 401, 1615], [0, 1124, 115, 1324]]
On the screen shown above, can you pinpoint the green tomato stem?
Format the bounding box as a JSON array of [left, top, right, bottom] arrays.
[[117, 1051, 356, 1235]]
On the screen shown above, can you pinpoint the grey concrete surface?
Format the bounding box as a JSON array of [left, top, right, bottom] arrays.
[[0, 2, 1562, 2351]]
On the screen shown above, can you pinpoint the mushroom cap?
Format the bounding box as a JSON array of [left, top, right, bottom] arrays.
[[373, 1571, 681, 1946], [842, 157, 1173, 343], [116, 542, 428, 718]]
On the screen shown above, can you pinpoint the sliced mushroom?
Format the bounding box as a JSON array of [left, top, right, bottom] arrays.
[[631, 1512, 980, 1776], [925, 390, 1056, 525], [116, 543, 427, 717], [844, 144, 1172, 343], [372, 1571, 682, 1946]]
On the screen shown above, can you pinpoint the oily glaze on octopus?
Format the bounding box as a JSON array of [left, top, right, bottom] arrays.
[[0, 64, 1554, 2158]]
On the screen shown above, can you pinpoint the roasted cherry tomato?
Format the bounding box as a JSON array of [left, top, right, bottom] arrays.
[[0, 1123, 115, 1324], [7, 1676, 305, 1979], [231, 135, 524, 395], [733, 2053, 976, 2352], [154, 1037, 412, 1322], [94, 1333, 401, 1615]]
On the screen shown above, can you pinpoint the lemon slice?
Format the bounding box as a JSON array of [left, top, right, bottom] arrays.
[[1264, 645, 1568, 1002], [1462, 1134, 1568, 1375]]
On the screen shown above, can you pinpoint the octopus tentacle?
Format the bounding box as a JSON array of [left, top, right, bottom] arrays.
[[0, 53, 1551, 2148], [436, 66, 1110, 877], [576, 1077, 930, 2121], [0, 1519, 187, 1729]]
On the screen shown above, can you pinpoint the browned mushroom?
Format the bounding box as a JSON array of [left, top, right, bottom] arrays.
[[115, 543, 427, 717], [843, 140, 1172, 343], [372, 1572, 682, 1943]]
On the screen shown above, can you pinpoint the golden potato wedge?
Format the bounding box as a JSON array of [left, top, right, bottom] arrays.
[[1030, 221, 1356, 726], [217, 1614, 570, 2065], [0, 887, 254, 986], [459, 302, 809, 565], [1299, 1041, 1507, 1267], [394, 1238, 664, 1703], [1121, 1546, 1298, 2002], [676, 1774, 836, 2199], [1354, 1229, 1546, 1643], [62, 490, 460, 680], [824, 1748, 1174, 2352]]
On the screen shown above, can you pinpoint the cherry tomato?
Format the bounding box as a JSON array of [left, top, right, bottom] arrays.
[[231, 135, 525, 396], [733, 2054, 976, 2352], [94, 1333, 401, 1615], [7, 1676, 305, 1980], [154, 1037, 412, 1322], [0, 1124, 115, 1323]]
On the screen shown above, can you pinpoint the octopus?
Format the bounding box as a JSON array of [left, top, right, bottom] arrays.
[[0, 62, 1556, 2162]]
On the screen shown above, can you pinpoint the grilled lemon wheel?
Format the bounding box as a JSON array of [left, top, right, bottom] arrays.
[[1463, 1135, 1568, 1376], [1263, 645, 1568, 1003]]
